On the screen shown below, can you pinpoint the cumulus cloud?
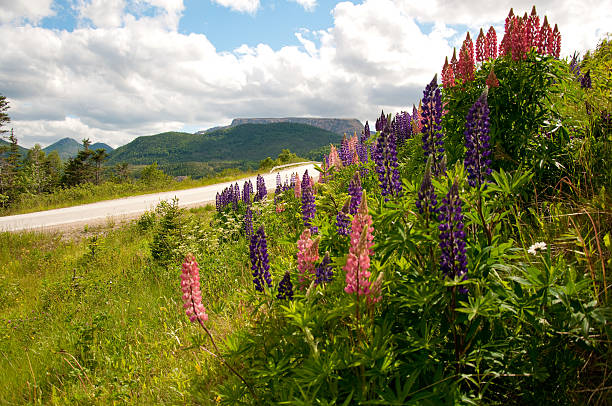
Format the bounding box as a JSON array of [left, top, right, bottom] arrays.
[[0, 0, 55, 24], [0, 0, 609, 148], [289, 0, 317, 12], [210, 0, 260, 14]]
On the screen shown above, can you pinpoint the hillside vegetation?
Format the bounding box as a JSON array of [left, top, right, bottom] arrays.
[[108, 122, 342, 166]]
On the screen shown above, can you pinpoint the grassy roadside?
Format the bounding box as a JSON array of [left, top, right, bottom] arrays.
[[0, 206, 251, 404], [1, 170, 260, 217]]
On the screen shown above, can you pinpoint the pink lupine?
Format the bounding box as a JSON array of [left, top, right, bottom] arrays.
[[526, 6, 540, 50], [181, 253, 208, 324], [328, 144, 343, 169], [294, 174, 301, 199], [538, 16, 552, 55], [344, 191, 374, 297], [367, 272, 384, 305], [450, 49, 458, 75], [297, 228, 320, 287]]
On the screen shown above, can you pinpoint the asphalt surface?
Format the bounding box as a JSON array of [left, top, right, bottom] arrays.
[[0, 163, 317, 232]]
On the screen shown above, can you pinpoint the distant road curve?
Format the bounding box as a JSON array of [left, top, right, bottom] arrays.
[[0, 163, 319, 232]]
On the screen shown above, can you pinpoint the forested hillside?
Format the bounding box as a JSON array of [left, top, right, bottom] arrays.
[[108, 122, 342, 166]]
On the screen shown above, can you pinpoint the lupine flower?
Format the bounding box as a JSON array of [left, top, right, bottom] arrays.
[[528, 241, 547, 255], [297, 228, 320, 287], [290, 172, 296, 188], [340, 135, 351, 166], [412, 104, 422, 134], [570, 55, 582, 78], [438, 181, 468, 293], [274, 173, 283, 204], [551, 24, 561, 58], [362, 121, 371, 143], [294, 174, 301, 198], [215, 192, 220, 211], [367, 272, 384, 305], [485, 26, 498, 59], [181, 253, 209, 323], [374, 121, 402, 199], [464, 89, 492, 189], [315, 252, 333, 285], [344, 191, 375, 299], [336, 199, 351, 236], [301, 170, 317, 233], [343, 173, 360, 216], [421, 75, 445, 176], [450, 49, 458, 75], [441, 57, 455, 88], [375, 110, 387, 132], [415, 159, 438, 218], [244, 205, 253, 238], [476, 28, 486, 62], [328, 144, 343, 169], [394, 111, 412, 145], [255, 174, 267, 201], [538, 16, 552, 55], [243, 180, 252, 204], [581, 70, 592, 89], [250, 225, 272, 292], [277, 271, 294, 300], [526, 6, 540, 51], [486, 68, 499, 88]]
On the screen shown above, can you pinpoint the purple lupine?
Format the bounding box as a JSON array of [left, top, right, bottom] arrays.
[[415, 159, 438, 218], [569, 55, 581, 79], [250, 225, 272, 292], [244, 205, 253, 238], [301, 170, 317, 233], [233, 183, 240, 209], [277, 271, 294, 300], [274, 173, 283, 204], [315, 252, 333, 285], [362, 121, 371, 143], [340, 136, 351, 166], [394, 111, 412, 145], [438, 181, 468, 293], [336, 199, 351, 236], [375, 110, 387, 132], [421, 75, 445, 176], [255, 174, 267, 201], [215, 192, 220, 212], [347, 172, 362, 215], [242, 180, 252, 204], [373, 120, 402, 199], [581, 69, 591, 89], [464, 90, 492, 189]]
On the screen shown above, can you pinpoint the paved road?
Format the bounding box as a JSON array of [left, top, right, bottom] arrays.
[[0, 163, 318, 232]]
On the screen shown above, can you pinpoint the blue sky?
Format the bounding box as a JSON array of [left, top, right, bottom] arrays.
[[0, 0, 610, 147]]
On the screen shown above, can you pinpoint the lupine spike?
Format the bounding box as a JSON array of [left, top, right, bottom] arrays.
[[476, 28, 485, 62], [344, 191, 375, 299], [486, 68, 499, 88], [250, 225, 272, 292], [415, 157, 438, 219], [336, 199, 351, 236], [301, 170, 317, 233], [315, 252, 333, 285], [277, 271, 294, 300], [181, 254, 209, 323], [464, 89, 492, 189], [485, 26, 497, 59], [438, 181, 468, 293], [420, 74, 445, 176], [297, 228, 320, 287]]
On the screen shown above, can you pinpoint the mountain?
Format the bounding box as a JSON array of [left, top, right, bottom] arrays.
[[0, 138, 29, 157], [196, 117, 364, 136], [43, 138, 81, 160], [108, 122, 343, 167], [43, 138, 114, 160]]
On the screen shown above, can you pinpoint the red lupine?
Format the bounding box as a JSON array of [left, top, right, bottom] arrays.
[[486, 68, 499, 88], [538, 16, 552, 55], [526, 6, 540, 50], [458, 46, 474, 83], [552, 24, 561, 58], [450, 49, 458, 75], [464, 32, 474, 67], [485, 26, 497, 60], [476, 29, 486, 62], [441, 57, 455, 88]]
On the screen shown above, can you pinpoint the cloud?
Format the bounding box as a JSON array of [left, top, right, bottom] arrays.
[[0, 0, 609, 148], [289, 0, 317, 12], [210, 0, 260, 14], [0, 0, 55, 24]]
